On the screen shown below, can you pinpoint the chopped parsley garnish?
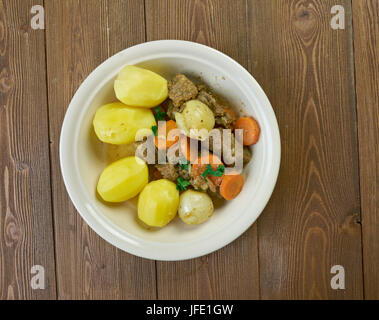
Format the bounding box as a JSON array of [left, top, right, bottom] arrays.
[[154, 107, 167, 121], [215, 165, 225, 177], [152, 125, 158, 137], [201, 164, 213, 178], [201, 164, 225, 178], [176, 177, 191, 191], [180, 160, 190, 171]]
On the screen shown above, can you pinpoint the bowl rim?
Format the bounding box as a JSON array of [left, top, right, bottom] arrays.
[[60, 40, 281, 261]]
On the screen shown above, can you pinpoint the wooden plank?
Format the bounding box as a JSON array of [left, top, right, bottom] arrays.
[[247, 0, 363, 299], [352, 0, 379, 300], [145, 0, 260, 299], [0, 0, 57, 299], [45, 0, 156, 299], [107, 0, 157, 300]]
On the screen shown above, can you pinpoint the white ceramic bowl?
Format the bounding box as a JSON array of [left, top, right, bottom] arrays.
[[60, 40, 280, 261]]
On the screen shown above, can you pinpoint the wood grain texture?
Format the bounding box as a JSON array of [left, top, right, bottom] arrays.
[[0, 0, 57, 299], [107, 0, 157, 300], [2, 0, 377, 300], [145, 0, 260, 300], [247, 0, 363, 299], [45, 0, 156, 299], [352, 0, 379, 300]]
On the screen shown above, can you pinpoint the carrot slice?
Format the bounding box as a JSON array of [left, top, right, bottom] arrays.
[[234, 117, 260, 146], [191, 153, 224, 186], [224, 108, 236, 121], [219, 173, 244, 200], [154, 120, 179, 149]]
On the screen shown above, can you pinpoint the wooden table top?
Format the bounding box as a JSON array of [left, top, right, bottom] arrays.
[[0, 0, 378, 300]]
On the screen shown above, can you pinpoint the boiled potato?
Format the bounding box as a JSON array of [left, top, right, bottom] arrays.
[[93, 102, 156, 145], [175, 99, 215, 140], [178, 190, 214, 225], [97, 156, 148, 202], [138, 179, 179, 227], [114, 65, 168, 108]]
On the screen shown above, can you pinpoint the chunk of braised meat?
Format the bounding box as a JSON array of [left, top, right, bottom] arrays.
[[190, 163, 209, 191], [205, 177, 218, 193], [168, 74, 198, 107], [217, 110, 235, 129], [176, 165, 191, 181], [166, 99, 185, 120], [190, 174, 218, 193], [154, 164, 178, 181], [160, 99, 172, 119], [189, 162, 221, 193], [153, 162, 192, 184], [197, 89, 220, 113], [190, 175, 209, 192], [197, 88, 235, 128]]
